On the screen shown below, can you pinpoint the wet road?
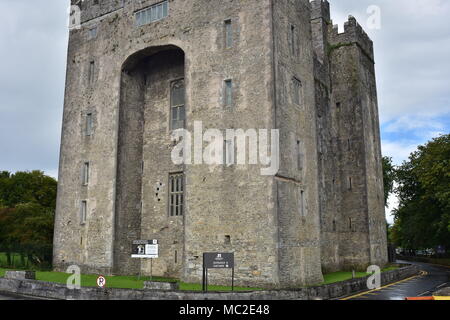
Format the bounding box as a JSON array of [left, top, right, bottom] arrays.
[[344, 260, 450, 300]]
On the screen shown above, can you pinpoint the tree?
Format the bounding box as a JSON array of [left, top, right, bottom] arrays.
[[392, 134, 450, 250], [0, 171, 57, 267], [382, 156, 395, 207], [0, 170, 57, 209]]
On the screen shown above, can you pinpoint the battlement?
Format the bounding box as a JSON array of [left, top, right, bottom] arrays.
[[330, 16, 374, 61], [310, 0, 331, 22]]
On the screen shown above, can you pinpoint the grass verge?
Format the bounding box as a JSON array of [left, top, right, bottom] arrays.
[[0, 265, 400, 291], [0, 267, 259, 291], [321, 266, 399, 285]]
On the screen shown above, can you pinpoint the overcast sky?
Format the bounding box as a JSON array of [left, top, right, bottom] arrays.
[[0, 1, 449, 223]]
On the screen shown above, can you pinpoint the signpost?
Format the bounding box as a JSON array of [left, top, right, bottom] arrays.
[[202, 252, 235, 292], [132, 240, 159, 280]]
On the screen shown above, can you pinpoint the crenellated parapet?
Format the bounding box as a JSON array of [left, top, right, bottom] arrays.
[[329, 16, 374, 62]]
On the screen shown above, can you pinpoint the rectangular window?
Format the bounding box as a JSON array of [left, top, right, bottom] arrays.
[[348, 177, 353, 190], [223, 139, 234, 165], [86, 113, 93, 136], [297, 140, 303, 171], [89, 61, 95, 85], [135, 1, 169, 27], [169, 173, 184, 216], [289, 24, 297, 56], [82, 162, 89, 185], [299, 190, 306, 217], [224, 19, 233, 48], [292, 77, 302, 105], [80, 201, 87, 224], [224, 79, 233, 107], [170, 79, 185, 130], [87, 27, 97, 40]]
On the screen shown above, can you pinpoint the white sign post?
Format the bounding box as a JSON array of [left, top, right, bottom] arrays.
[[131, 240, 159, 280]]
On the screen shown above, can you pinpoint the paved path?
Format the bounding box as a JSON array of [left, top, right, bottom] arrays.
[[343, 260, 450, 300]]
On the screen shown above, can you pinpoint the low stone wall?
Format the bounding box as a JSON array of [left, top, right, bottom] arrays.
[[398, 255, 450, 267], [0, 264, 419, 300], [5, 271, 36, 280]]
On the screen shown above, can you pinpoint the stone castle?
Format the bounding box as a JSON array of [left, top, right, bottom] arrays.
[[54, 0, 388, 288]]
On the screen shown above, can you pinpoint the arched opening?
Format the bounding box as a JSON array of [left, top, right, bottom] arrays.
[[114, 46, 185, 275]]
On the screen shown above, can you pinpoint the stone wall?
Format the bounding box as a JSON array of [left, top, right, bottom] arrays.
[[0, 265, 419, 300], [56, 0, 388, 289]]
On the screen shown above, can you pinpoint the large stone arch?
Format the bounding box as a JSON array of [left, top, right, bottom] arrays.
[[113, 45, 186, 275]]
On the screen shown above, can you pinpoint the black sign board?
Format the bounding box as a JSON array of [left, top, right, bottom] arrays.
[[202, 252, 235, 292], [203, 252, 234, 269]]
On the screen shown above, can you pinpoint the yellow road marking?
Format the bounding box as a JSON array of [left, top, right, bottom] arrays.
[[340, 270, 427, 300]]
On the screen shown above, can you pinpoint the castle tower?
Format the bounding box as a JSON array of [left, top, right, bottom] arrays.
[[311, 0, 388, 271], [54, 0, 386, 288]]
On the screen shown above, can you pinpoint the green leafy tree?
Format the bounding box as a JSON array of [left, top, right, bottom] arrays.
[[382, 156, 395, 207], [0, 170, 57, 209], [392, 134, 450, 250], [0, 171, 57, 267]]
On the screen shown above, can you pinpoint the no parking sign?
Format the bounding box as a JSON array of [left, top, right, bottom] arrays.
[[97, 275, 106, 288]]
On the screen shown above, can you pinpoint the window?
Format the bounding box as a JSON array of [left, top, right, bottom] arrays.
[[224, 139, 233, 165], [336, 102, 341, 110], [80, 201, 87, 224], [224, 19, 233, 48], [297, 140, 303, 170], [169, 173, 184, 216], [82, 162, 89, 185], [332, 220, 336, 232], [87, 27, 97, 40], [135, 1, 168, 27], [86, 113, 93, 136], [348, 177, 353, 190], [299, 190, 306, 217], [170, 79, 185, 130], [349, 218, 353, 231], [224, 79, 233, 107], [289, 24, 297, 56], [292, 77, 302, 106], [88, 61, 95, 85]]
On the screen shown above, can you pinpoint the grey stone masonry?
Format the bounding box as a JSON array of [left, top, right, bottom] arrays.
[[144, 281, 180, 291], [55, 0, 388, 288], [0, 264, 419, 300], [5, 271, 36, 280]]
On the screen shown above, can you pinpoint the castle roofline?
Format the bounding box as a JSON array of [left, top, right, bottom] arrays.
[[330, 16, 374, 61]]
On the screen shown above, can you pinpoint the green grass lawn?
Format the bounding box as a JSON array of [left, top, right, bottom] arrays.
[[0, 265, 399, 291], [0, 267, 259, 291], [321, 266, 399, 285]]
